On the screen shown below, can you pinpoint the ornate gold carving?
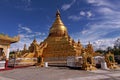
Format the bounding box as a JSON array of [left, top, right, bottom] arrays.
[[0, 34, 20, 43], [85, 42, 94, 55], [81, 50, 96, 71], [35, 56, 44, 67], [105, 52, 119, 69]]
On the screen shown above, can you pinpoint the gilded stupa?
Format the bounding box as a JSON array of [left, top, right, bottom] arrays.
[[41, 10, 83, 64], [18, 10, 83, 65]]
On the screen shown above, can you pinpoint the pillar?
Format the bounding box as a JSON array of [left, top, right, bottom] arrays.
[[5, 46, 10, 69]]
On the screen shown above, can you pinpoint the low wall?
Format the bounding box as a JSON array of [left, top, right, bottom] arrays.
[[8, 58, 37, 67], [0, 61, 5, 69]]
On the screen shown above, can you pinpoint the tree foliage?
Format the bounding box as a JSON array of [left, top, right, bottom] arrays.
[[95, 38, 120, 55]]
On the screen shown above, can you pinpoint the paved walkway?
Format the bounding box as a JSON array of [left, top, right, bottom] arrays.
[[62, 73, 120, 80], [0, 76, 15, 80], [0, 66, 120, 80]]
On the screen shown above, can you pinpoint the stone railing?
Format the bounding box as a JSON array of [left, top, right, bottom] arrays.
[[8, 58, 37, 66], [0, 61, 5, 69], [16, 58, 37, 61]]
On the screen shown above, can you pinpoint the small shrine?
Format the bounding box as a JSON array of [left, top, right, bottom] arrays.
[[0, 34, 19, 69], [105, 52, 119, 69], [81, 44, 97, 70]]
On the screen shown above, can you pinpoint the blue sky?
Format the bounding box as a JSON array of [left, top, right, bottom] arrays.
[[0, 0, 120, 51]]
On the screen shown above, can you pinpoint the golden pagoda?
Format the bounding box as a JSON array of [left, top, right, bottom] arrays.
[[42, 10, 83, 64], [18, 10, 83, 66]]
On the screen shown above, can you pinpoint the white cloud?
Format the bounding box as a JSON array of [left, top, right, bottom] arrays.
[[97, 7, 114, 15], [71, 7, 120, 50], [61, 5, 71, 11], [68, 0, 120, 50], [68, 15, 81, 21], [81, 30, 88, 34], [74, 18, 120, 42], [93, 39, 116, 50], [69, 11, 92, 21], [87, 0, 96, 3], [10, 24, 46, 51], [61, 0, 76, 11], [11, 38, 32, 51], [87, 11, 92, 17], [66, 0, 120, 50], [18, 24, 32, 33], [80, 11, 85, 16], [71, 26, 118, 50], [13, 0, 34, 11], [87, 0, 112, 7], [11, 37, 43, 51]]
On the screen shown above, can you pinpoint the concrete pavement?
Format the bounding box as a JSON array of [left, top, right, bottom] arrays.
[[0, 66, 120, 80]]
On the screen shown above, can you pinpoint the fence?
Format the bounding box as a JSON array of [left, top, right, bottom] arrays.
[[0, 61, 5, 69]]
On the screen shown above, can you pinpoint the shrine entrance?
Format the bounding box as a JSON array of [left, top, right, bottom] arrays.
[[0, 48, 5, 60], [0, 34, 19, 69], [0, 48, 3, 56]]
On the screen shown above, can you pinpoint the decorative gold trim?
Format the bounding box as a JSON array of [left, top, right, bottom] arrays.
[[0, 34, 20, 43]]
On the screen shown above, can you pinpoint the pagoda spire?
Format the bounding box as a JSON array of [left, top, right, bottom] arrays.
[[88, 41, 91, 44], [48, 9, 68, 37], [33, 38, 37, 44], [23, 44, 27, 51], [56, 9, 60, 17], [78, 39, 80, 44]]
